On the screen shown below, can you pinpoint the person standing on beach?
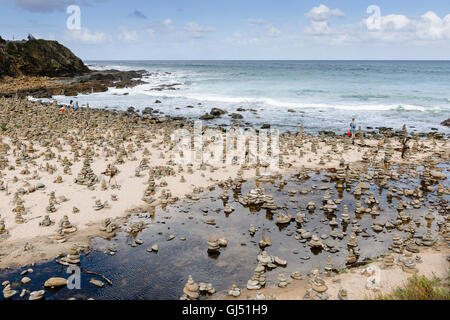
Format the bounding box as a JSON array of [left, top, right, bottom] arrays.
[[350, 118, 356, 145]]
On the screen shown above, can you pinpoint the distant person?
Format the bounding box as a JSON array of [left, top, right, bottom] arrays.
[[350, 118, 356, 144], [69, 100, 73, 108], [73, 101, 79, 112], [86, 102, 90, 113]]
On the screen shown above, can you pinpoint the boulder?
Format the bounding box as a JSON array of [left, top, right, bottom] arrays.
[[440, 119, 450, 127], [44, 277, 68, 288], [210, 107, 227, 116]]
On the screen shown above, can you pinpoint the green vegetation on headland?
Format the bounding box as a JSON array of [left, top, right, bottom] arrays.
[[0, 35, 90, 77]]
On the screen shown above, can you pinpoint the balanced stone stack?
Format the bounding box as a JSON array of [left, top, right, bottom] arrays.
[[239, 188, 267, 206], [390, 235, 404, 253], [207, 235, 220, 253], [341, 205, 350, 224], [277, 274, 288, 288], [99, 218, 117, 233], [181, 275, 199, 300], [59, 215, 77, 234], [0, 218, 8, 239], [61, 245, 81, 264], [39, 215, 53, 227], [74, 158, 98, 187], [227, 284, 241, 297]]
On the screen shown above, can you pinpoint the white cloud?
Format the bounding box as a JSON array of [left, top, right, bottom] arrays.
[[118, 28, 138, 42], [415, 11, 450, 40], [306, 4, 344, 21], [365, 11, 450, 42], [305, 4, 344, 36], [63, 28, 107, 44], [146, 28, 155, 37], [303, 6, 450, 45], [184, 22, 215, 38]]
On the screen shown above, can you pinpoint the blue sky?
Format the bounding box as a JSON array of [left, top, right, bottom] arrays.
[[1, 0, 449, 59]]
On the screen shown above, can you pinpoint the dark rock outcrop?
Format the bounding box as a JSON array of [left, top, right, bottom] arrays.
[[0, 35, 90, 77], [441, 119, 450, 127]]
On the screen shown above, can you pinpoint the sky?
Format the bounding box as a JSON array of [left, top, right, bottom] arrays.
[[0, 0, 449, 60]]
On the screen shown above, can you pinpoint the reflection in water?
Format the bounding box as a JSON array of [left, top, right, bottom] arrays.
[[0, 166, 447, 300]]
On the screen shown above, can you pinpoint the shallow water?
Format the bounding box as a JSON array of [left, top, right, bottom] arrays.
[[0, 165, 448, 300]]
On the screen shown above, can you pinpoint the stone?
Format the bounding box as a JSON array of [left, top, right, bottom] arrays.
[[44, 277, 67, 288], [291, 271, 303, 280], [182, 275, 199, 299], [29, 290, 45, 300], [273, 256, 287, 267], [246, 279, 261, 290], [338, 288, 348, 300], [309, 277, 328, 293], [3, 285, 17, 299], [207, 235, 220, 253], [276, 212, 292, 224], [21, 277, 31, 285], [309, 235, 323, 248], [227, 284, 241, 297], [89, 279, 105, 288], [277, 274, 288, 288]]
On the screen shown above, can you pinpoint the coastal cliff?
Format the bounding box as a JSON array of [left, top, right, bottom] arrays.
[[0, 35, 90, 77], [0, 35, 147, 98]]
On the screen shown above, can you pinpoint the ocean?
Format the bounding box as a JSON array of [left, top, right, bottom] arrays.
[[54, 60, 450, 134]]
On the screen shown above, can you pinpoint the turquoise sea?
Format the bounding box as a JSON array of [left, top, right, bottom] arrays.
[[55, 60, 450, 133]]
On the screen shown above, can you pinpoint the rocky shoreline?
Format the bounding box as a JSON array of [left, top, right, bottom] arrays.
[[0, 70, 148, 99]]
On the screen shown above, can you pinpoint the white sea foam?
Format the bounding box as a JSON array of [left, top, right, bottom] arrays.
[[106, 83, 441, 113]]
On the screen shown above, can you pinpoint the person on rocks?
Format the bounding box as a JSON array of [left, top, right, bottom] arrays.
[[73, 101, 79, 112], [350, 118, 357, 145]]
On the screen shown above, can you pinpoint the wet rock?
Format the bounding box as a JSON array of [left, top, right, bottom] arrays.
[[29, 290, 45, 300], [182, 275, 199, 300], [89, 279, 105, 288], [44, 277, 67, 288]]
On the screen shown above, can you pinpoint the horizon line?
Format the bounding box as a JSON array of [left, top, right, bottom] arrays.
[[83, 59, 450, 62]]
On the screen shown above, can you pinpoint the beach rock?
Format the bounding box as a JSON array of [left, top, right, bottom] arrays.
[[182, 275, 199, 299], [44, 277, 68, 288], [3, 285, 17, 299], [338, 288, 348, 300], [207, 235, 220, 253], [227, 284, 241, 297], [210, 108, 227, 117], [440, 118, 450, 127], [21, 277, 31, 285], [246, 279, 261, 290], [277, 274, 288, 288], [29, 290, 45, 300], [291, 271, 303, 280], [89, 279, 105, 288]]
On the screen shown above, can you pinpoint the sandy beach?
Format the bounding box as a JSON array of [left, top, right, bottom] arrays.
[[0, 94, 448, 300]]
